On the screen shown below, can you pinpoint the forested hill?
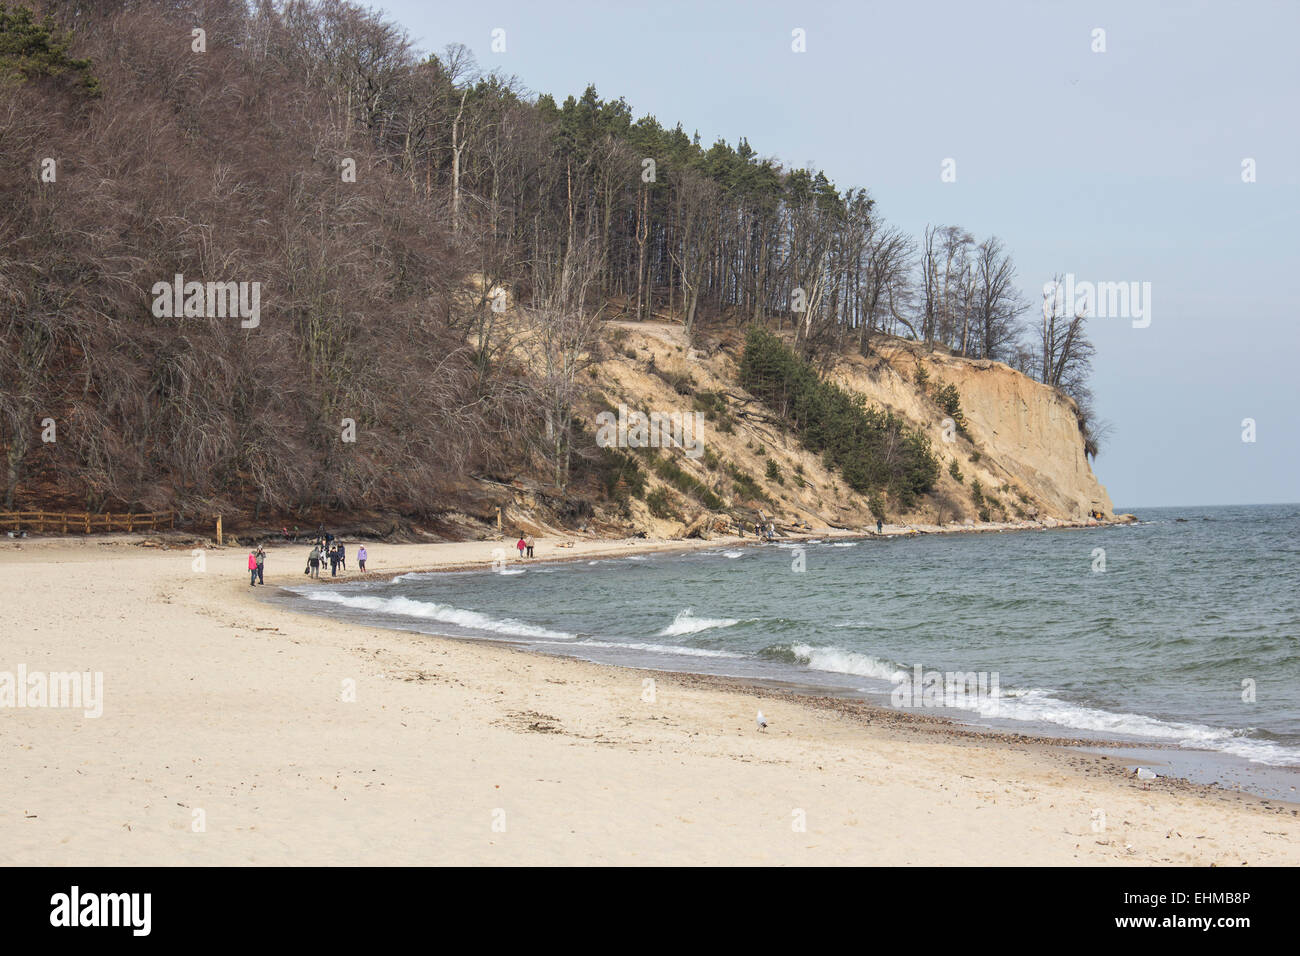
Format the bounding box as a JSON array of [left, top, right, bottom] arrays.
[[0, 1, 1105, 536]]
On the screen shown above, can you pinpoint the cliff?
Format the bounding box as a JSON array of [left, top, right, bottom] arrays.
[[535, 321, 1116, 539]]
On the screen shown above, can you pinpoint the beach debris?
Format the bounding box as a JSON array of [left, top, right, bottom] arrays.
[[756, 710, 768, 732]]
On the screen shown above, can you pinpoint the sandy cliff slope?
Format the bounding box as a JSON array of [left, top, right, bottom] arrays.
[[573, 322, 1114, 536]]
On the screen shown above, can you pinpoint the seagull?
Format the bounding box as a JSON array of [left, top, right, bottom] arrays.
[[1135, 767, 1157, 789], [756, 710, 768, 732]]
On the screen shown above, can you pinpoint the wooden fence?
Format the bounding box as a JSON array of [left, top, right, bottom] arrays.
[[0, 510, 176, 534]]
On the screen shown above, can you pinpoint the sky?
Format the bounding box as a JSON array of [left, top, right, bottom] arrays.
[[378, 0, 1299, 509]]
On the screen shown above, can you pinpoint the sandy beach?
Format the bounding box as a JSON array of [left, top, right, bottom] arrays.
[[2, 533, 1297, 866]]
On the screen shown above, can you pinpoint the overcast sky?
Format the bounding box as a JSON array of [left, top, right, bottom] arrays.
[[379, 0, 1299, 509]]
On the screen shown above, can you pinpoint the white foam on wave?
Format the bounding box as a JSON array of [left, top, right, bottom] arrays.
[[723, 550, 744, 559], [658, 608, 741, 637], [789, 643, 900, 681], [534, 639, 743, 659], [300, 590, 576, 641], [925, 686, 1300, 767]]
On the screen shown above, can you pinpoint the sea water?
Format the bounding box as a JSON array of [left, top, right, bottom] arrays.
[[279, 504, 1300, 798]]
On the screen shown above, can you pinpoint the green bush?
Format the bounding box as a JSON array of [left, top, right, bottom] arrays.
[[949, 459, 963, 483], [728, 463, 767, 503], [645, 489, 678, 520], [933, 383, 969, 438], [652, 455, 723, 510], [739, 327, 939, 505], [765, 459, 783, 485]]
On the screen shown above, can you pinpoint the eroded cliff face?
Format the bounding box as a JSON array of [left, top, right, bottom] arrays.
[[531, 322, 1114, 537], [836, 340, 1113, 521]]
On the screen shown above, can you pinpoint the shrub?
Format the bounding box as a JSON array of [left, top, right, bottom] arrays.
[[652, 454, 723, 510], [949, 459, 964, 483], [728, 463, 767, 503], [645, 488, 678, 520], [652, 366, 694, 395], [739, 328, 939, 504], [933, 383, 969, 437], [593, 449, 645, 500], [765, 459, 783, 485]]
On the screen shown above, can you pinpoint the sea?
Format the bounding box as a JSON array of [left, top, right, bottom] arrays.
[[276, 504, 1300, 800]]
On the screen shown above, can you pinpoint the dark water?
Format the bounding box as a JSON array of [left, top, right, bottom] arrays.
[[280, 504, 1300, 796]]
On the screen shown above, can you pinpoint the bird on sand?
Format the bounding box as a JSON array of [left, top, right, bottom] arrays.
[[1135, 767, 1157, 789], [756, 710, 768, 732]]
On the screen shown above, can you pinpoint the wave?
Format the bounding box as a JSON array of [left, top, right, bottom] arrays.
[[657, 608, 741, 637], [298, 590, 576, 641], [723, 550, 744, 559], [766, 642, 901, 681], [534, 639, 744, 659], [912, 686, 1300, 766]]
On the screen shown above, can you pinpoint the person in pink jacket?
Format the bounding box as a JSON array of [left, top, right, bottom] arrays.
[[248, 550, 258, 586]]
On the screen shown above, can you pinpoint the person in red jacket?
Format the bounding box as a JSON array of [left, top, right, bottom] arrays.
[[247, 550, 258, 586], [516, 536, 526, 558]]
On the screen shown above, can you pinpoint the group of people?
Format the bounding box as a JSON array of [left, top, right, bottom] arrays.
[[305, 532, 367, 578], [515, 535, 535, 558], [244, 530, 369, 585], [737, 518, 776, 542]]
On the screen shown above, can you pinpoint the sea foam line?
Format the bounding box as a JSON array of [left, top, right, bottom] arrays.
[[298, 590, 576, 641]]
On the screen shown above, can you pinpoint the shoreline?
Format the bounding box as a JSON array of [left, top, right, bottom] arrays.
[[270, 534, 1300, 808], [3, 532, 1296, 865]]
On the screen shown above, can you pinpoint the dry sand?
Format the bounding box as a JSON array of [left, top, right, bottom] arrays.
[[2, 534, 1297, 866]]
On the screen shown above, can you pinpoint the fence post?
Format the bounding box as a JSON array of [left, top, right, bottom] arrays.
[[84, 512, 90, 533], [216, 515, 223, 546]]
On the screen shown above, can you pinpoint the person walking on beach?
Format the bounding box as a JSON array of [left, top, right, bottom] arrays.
[[255, 546, 265, 585], [525, 536, 535, 558], [516, 536, 527, 559], [357, 545, 367, 573], [328, 545, 340, 576], [307, 545, 321, 578], [338, 542, 346, 571], [247, 550, 258, 586], [876, 518, 883, 534]]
